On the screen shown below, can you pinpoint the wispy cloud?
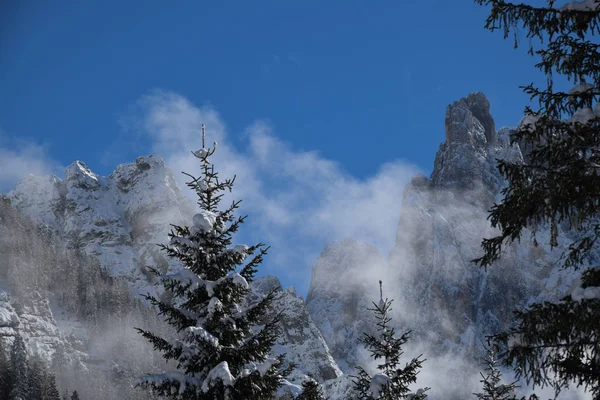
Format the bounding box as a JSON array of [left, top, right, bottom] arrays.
[[125, 90, 421, 293], [0, 129, 63, 193]]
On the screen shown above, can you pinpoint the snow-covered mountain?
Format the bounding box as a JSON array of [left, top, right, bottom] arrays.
[[7, 155, 192, 297], [1, 92, 589, 398], [3, 154, 342, 395], [305, 93, 586, 397]]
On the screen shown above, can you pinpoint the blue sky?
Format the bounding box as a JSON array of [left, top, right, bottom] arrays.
[[0, 0, 549, 294], [0, 0, 544, 177]]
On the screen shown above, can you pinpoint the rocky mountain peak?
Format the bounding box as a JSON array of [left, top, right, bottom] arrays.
[[65, 161, 102, 190], [431, 92, 511, 196]]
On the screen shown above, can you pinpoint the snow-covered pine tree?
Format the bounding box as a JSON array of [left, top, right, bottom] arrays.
[[297, 377, 328, 400], [136, 125, 291, 399], [43, 373, 61, 400], [473, 340, 519, 400], [9, 335, 29, 400], [70, 390, 79, 400], [28, 357, 45, 400], [473, 0, 600, 397], [352, 281, 429, 400]]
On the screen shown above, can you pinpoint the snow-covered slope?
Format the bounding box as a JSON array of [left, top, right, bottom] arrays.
[[4, 156, 343, 391], [8, 155, 192, 296]]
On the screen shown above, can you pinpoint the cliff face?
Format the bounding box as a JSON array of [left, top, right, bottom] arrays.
[[306, 239, 384, 372], [305, 93, 585, 398]]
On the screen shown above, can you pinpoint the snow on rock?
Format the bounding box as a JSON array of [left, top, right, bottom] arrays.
[[0, 289, 84, 367], [0, 291, 20, 338], [8, 154, 195, 297], [251, 276, 342, 383]]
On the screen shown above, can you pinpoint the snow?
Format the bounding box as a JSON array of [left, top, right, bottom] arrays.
[[568, 83, 595, 95], [230, 273, 249, 290], [256, 357, 279, 376], [169, 236, 194, 248], [207, 297, 223, 316], [186, 325, 219, 348], [369, 373, 391, 398], [137, 372, 202, 395], [570, 107, 596, 124], [192, 148, 210, 160], [0, 303, 20, 327], [407, 388, 427, 399], [201, 361, 234, 393], [560, 0, 600, 11], [232, 244, 249, 254], [192, 210, 217, 232], [518, 114, 540, 132], [160, 268, 202, 289], [571, 285, 600, 301]]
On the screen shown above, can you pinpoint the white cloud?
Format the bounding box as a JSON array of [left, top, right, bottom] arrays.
[[0, 129, 63, 193], [127, 90, 421, 294]]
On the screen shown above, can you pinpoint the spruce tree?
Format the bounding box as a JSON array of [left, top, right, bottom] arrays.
[[43, 373, 61, 400], [136, 125, 290, 399], [28, 357, 45, 400], [9, 335, 29, 400], [70, 391, 79, 400], [352, 281, 428, 400], [473, 0, 600, 397], [297, 378, 328, 400], [473, 340, 519, 400]]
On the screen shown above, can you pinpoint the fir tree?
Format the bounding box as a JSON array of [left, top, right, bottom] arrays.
[[297, 378, 328, 400], [352, 281, 428, 400], [70, 391, 79, 400], [136, 125, 290, 399], [43, 373, 61, 400], [473, 0, 600, 397], [28, 357, 45, 400], [9, 335, 29, 400], [473, 340, 519, 400]]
